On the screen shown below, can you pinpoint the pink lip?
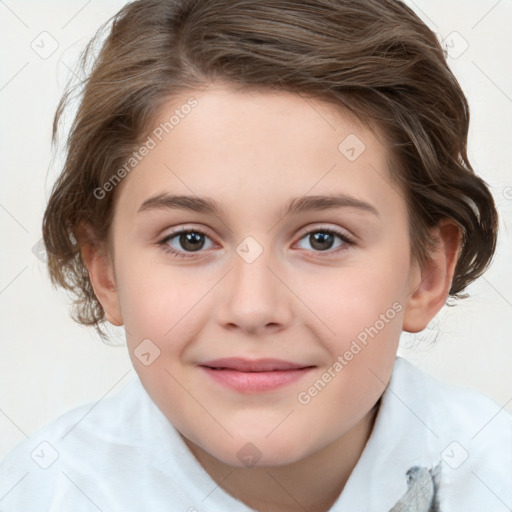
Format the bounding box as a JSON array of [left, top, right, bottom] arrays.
[[198, 358, 315, 393]]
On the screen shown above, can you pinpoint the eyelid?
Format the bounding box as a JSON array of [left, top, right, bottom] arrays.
[[160, 223, 353, 243], [158, 222, 356, 258], [158, 226, 217, 260], [294, 223, 355, 244], [160, 224, 216, 242]]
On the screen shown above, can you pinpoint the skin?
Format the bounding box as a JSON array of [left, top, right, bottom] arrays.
[[81, 83, 460, 512]]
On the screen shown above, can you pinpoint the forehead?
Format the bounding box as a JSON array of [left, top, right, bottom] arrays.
[[113, 84, 403, 222]]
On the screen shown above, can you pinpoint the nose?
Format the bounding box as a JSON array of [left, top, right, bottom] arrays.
[[214, 248, 293, 335]]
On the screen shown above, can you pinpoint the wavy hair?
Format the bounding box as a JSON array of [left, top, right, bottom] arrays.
[[42, 0, 498, 339]]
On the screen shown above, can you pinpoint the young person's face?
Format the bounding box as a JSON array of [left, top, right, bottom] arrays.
[[99, 84, 425, 466]]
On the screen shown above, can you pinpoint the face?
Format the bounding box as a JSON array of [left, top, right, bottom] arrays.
[[106, 84, 419, 467]]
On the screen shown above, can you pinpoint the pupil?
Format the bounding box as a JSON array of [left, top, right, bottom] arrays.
[[310, 232, 334, 251], [181, 232, 204, 251], [177, 231, 335, 252]]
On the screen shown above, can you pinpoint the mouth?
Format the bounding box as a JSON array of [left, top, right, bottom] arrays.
[[198, 358, 316, 393]]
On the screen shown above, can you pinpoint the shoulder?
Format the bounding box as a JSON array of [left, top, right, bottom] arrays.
[[391, 356, 512, 436], [1, 373, 145, 455], [391, 357, 512, 509], [0, 375, 151, 510]]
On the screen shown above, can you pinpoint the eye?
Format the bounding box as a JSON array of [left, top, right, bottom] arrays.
[[158, 225, 355, 259], [295, 227, 355, 253], [159, 229, 214, 258]]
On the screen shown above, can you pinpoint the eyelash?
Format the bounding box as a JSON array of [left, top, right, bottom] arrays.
[[158, 225, 356, 260]]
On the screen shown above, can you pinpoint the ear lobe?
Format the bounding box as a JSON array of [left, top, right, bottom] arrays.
[[77, 224, 123, 327], [403, 220, 461, 333]]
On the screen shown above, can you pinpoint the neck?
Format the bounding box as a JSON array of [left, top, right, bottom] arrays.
[[183, 399, 381, 512]]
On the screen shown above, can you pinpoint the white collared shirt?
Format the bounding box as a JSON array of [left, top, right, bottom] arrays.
[[1, 357, 511, 511]]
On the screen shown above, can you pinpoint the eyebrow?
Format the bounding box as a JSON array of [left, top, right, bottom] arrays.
[[137, 193, 379, 218]]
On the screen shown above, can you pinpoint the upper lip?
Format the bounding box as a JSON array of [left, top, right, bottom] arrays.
[[199, 358, 313, 372]]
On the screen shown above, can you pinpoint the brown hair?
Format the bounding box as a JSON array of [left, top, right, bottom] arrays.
[[43, 0, 498, 340]]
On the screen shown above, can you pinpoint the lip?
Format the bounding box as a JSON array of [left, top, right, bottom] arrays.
[[198, 358, 315, 393]]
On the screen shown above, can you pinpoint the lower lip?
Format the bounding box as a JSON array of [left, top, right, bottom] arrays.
[[200, 366, 314, 393]]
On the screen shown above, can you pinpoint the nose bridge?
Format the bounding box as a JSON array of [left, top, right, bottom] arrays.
[[215, 238, 292, 333]]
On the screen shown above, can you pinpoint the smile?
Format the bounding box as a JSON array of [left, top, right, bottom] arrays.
[[198, 358, 315, 393]]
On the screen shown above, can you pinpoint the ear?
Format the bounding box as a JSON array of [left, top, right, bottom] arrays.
[[77, 224, 123, 326], [403, 219, 461, 333]]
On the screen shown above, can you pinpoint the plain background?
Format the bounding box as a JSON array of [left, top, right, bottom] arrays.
[[0, 0, 511, 460]]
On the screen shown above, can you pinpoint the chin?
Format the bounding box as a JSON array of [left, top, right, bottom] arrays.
[[208, 437, 312, 469]]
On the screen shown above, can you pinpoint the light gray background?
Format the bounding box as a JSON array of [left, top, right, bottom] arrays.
[[1, 0, 511, 460]]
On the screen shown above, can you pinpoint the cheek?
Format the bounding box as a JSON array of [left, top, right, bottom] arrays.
[[115, 260, 203, 427], [118, 276, 176, 336], [308, 262, 406, 336], [114, 251, 191, 339], [303, 249, 409, 387], [302, 262, 406, 420]]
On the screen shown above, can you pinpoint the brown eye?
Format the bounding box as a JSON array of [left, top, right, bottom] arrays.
[[162, 229, 214, 256], [309, 232, 336, 251], [296, 228, 354, 253], [178, 231, 206, 252]]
